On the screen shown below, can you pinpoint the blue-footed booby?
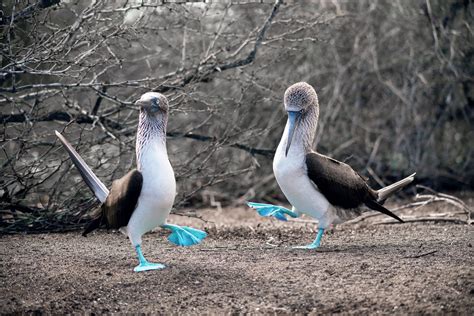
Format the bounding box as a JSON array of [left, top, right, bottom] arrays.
[[248, 82, 415, 249], [55, 92, 206, 272]]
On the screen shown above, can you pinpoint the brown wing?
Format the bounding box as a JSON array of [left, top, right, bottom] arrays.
[[305, 152, 373, 209], [102, 169, 143, 229]]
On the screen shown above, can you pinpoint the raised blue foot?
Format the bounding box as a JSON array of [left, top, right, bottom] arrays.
[[293, 228, 325, 250], [134, 244, 166, 272], [247, 202, 298, 221], [162, 224, 207, 247]]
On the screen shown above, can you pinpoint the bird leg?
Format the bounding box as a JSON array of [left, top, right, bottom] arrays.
[[247, 202, 299, 221], [293, 228, 325, 250], [133, 244, 166, 272], [162, 224, 207, 247]]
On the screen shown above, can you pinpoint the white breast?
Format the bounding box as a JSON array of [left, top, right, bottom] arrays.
[[127, 142, 176, 245], [273, 126, 333, 228]]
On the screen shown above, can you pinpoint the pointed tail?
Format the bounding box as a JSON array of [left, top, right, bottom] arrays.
[[365, 199, 404, 223], [82, 215, 103, 237], [55, 131, 109, 203], [376, 172, 416, 202]]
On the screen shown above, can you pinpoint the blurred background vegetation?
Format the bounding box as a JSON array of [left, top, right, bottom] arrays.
[[1, 0, 472, 232]]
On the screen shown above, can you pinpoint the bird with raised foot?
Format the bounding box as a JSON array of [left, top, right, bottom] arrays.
[[55, 92, 206, 272], [248, 82, 415, 249]]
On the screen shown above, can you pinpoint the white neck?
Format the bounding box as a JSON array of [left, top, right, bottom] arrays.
[[276, 107, 319, 159], [135, 111, 168, 171], [277, 120, 306, 159], [137, 137, 168, 171]]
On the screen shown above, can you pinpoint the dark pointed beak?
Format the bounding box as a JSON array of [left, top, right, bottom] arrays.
[[135, 99, 146, 108], [285, 111, 300, 156]]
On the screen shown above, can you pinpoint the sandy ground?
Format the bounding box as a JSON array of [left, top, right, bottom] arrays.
[[1, 206, 473, 314]]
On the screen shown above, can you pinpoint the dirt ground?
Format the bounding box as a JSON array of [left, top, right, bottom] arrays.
[[1, 205, 473, 314]]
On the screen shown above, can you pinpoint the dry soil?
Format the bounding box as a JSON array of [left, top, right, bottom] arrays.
[[1, 206, 473, 314]]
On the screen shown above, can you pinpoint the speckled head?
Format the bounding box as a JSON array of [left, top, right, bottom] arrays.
[[135, 92, 169, 116], [284, 82, 319, 112], [283, 82, 319, 156], [135, 92, 169, 160]]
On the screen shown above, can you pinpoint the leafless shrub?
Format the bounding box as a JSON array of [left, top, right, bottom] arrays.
[[1, 0, 472, 233]]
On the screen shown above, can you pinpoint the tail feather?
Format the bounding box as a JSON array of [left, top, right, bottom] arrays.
[[82, 215, 103, 237], [376, 172, 416, 202], [365, 200, 404, 223], [55, 131, 109, 203]]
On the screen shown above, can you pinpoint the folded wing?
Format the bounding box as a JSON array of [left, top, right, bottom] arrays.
[[305, 152, 403, 222], [305, 152, 372, 209], [102, 169, 143, 229]]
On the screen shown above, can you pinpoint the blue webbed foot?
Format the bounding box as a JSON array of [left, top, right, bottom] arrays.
[[134, 245, 166, 272], [134, 261, 166, 272], [247, 202, 298, 221], [292, 243, 320, 250], [293, 228, 325, 250], [162, 224, 207, 247]]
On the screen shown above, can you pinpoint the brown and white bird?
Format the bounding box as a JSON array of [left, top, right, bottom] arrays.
[[248, 82, 415, 249], [56, 92, 206, 271]]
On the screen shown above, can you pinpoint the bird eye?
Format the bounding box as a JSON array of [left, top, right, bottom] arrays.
[[150, 97, 160, 112]]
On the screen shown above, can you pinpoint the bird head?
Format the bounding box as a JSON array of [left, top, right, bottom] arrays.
[[283, 82, 318, 156], [135, 92, 169, 117]]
